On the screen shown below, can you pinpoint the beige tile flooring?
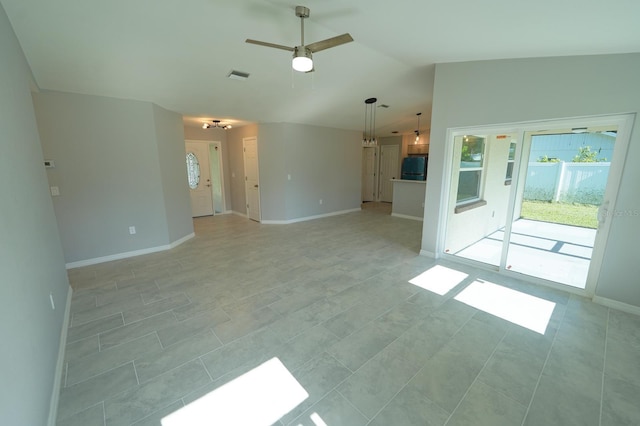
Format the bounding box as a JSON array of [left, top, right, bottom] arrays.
[[57, 206, 640, 426]]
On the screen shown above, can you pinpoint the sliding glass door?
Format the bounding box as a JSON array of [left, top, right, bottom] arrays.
[[443, 115, 633, 291]]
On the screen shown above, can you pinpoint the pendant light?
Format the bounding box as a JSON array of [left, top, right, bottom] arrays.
[[414, 112, 422, 144], [362, 97, 378, 146]]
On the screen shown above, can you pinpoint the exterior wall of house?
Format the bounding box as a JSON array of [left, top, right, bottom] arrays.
[[530, 133, 615, 163], [424, 53, 640, 308], [0, 4, 71, 424], [34, 91, 192, 264], [444, 134, 514, 254]]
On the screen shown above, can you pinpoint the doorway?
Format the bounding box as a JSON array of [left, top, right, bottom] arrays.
[[362, 147, 377, 202], [442, 115, 633, 292], [378, 144, 400, 202], [209, 142, 225, 214], [186, 141, 214, 217], [243, 137, 261, 222], [185, 140, 226, 217]]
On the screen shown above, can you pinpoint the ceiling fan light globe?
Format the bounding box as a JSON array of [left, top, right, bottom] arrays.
[[292, 56, 313, 72]]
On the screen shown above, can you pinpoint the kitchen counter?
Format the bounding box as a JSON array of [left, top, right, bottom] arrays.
[[391, 179, 426, 221]]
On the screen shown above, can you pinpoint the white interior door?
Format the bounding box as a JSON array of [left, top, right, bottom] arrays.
[[185, 141, 213, 217], [379, 145, 400, 202], [362, 147, 377, 202], [243, 137, 261, 222], [209, 142, 225, 215]]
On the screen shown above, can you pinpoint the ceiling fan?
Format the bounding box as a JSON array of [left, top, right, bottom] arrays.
[[246, 5, 353, 73]]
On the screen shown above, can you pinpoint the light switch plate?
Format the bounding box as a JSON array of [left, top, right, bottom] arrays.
[[50, 186, 60, 196]]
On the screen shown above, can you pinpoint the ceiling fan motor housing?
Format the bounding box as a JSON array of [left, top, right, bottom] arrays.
[[295, 6, 310, 18]]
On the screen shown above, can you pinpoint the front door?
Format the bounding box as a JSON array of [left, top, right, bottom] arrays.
[[243, 137, 261, 222], [185, 141, 214, 217], [379, 145, 400, 202]]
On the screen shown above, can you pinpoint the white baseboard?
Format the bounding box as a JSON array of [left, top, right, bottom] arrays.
[[261, 208, 361, 225], [232, 211, 248, 218], [168, 232, 195, 249], [65, 233, 195, 269], [224, 210, 233, 214], [592, 295, 640, 316], [419, 249, 437, 258], [391, 213, 423, 221], [48, 286, 73, 426]]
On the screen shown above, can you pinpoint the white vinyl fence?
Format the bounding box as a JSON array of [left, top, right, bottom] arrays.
[[524, 162, 610, 205]]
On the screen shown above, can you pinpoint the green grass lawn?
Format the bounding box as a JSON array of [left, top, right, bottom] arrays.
[[520, 200, 598, 229]]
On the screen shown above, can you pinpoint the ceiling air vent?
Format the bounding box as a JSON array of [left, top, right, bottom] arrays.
[[227, 70, 250, 80]]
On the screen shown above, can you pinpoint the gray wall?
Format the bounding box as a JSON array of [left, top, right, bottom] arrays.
[[183, 126, 232, 212], [153, 105, 193, 241], [34, 91, 193, 264], [423, 53, 640, 307], [258, 123, 362, 221], [0, 5, 70, 424], [225, 123, 361, 221]]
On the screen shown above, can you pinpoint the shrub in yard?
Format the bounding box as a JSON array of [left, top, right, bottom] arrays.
[[572, 146, 607, 163]]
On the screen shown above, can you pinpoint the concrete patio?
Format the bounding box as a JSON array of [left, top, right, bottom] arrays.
[[454, 219, 596, 288]]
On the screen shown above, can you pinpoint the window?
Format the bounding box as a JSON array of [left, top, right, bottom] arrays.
[[186, 152, 200, 189], [456, 136, 486, 205], [505, 141, 516, 185]]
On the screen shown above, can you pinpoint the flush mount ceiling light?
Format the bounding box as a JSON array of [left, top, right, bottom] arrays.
[[362, 97, 378, 146], [246, 5, 353, 73], [203, 120, 232, 130]]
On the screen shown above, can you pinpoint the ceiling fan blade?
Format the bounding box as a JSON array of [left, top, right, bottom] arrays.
[[306, 33, 353, 53], [245, 39, 294, 52]]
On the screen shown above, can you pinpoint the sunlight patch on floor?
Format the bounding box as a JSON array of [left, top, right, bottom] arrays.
[[409, 265, 469, 295], [161, 358, 308, 426], [454, 280, 555, 334], [308, 412, 328, 426]]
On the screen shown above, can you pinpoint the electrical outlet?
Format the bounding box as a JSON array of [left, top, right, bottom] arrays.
[[50, 186, 60, 196], [287, 174, 291, 181], [129, 226, 136, 235], [319, 199, 323, 205]]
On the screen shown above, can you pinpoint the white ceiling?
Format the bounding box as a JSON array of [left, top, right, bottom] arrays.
[[3, 0, 639, 136]]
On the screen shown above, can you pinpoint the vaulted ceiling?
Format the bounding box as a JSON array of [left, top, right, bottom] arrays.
[[3, 0, 639, 135]]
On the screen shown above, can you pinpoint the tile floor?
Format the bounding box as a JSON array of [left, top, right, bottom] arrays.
[[56, 207, 640, 426]]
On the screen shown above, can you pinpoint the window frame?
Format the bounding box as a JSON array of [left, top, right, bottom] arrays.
[[455, 135, 487, 209], [504, 141, 517, 185]]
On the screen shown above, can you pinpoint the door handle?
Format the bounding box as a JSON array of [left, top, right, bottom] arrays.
[[254, 184, 259, 188], [206, 184, 211, 187], [597, 201, 609, 228]]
